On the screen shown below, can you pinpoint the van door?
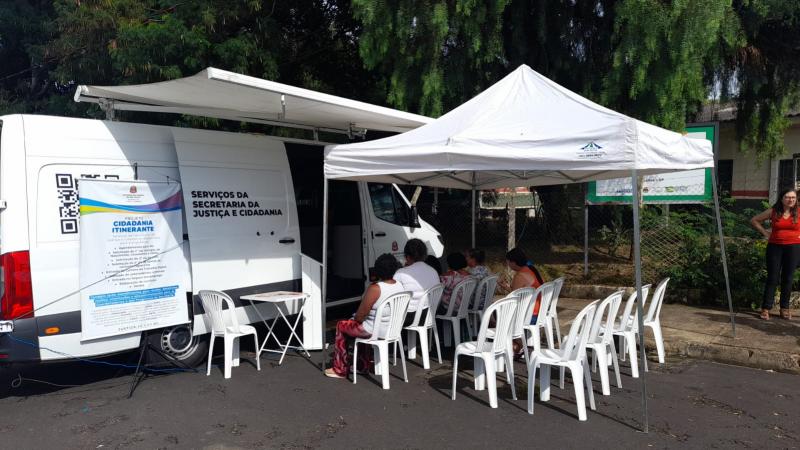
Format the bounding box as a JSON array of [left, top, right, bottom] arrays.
[[362, 182, 416, 267], [172, 128, 301, 332]]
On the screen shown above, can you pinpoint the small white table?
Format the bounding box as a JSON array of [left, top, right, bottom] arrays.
[[240, 291, 311, 365]]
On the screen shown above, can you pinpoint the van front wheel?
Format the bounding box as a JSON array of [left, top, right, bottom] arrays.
[[146, 325, 209, 368]]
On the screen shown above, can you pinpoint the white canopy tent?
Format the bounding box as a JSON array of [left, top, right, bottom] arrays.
[[75, 67, 433, 135], [324, 65, 735, 431]]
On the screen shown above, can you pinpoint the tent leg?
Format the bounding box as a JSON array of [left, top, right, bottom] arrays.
[[584, 198, 589, 278], [471, 172, 477, 248], [321, 178, 329, 371], [631, 170, 649, 433], [710, 169, 736, 337]]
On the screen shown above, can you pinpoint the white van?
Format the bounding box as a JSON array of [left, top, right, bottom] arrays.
[[0, 114, 443, 366]]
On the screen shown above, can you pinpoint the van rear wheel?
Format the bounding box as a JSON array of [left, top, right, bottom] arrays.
[[146, 325, 208, 368]]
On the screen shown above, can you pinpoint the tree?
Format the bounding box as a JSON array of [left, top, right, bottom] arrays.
[[0, 0, 381, 125], [352, 0, 800, 158]]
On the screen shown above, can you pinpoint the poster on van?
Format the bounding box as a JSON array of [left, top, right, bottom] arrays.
[[78, 180, 190, 341]]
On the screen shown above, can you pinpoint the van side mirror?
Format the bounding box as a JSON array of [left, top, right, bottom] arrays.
[[410, 205, 420, 228]]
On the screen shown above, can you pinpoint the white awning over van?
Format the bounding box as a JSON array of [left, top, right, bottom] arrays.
[[74, 68, 432, 135]]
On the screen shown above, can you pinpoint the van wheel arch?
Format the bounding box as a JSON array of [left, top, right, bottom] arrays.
[[146, 324, 208, 368]]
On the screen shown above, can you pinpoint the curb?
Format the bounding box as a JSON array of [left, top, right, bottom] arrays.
[[643, 335, 800, 375]]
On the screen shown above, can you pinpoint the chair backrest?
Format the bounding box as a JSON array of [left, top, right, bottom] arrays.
[[371, 291, 412, 340], [476, 295, 519, 353], [409, 284, 444, 327], [546, 277, 566, 318], [617, 284, 651, 332], [645, 278, 670, 323], [445, 277, 477, 318], [198, 290, 238, 333], [509, 286, 537, 330], [469, 275, 497, 311], [471, 275, 499, 312], [559, 300, 598, 362], [587, 291, 624, 346]]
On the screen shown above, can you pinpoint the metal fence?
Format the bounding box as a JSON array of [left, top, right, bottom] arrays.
[[408, 179, 749, 303]]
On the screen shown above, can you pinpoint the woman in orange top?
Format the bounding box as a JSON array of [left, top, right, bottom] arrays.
[[505, 248, 545, 322], [751, 188, 799, 320]]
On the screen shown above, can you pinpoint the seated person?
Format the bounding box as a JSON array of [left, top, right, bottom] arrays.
[[325, 254, 404, 378], [394, 238, 440, 313], [505, 247, 545, 323], [466, 248, 490, 280], [437, 252, 473, 314], [424, 255, 443, 276]]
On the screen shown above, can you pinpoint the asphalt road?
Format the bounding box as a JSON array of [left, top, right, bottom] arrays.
[[0, 347, 797, 449]]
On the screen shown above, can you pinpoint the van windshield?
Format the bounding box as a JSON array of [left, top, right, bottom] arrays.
[[368, 183, 411, 226]]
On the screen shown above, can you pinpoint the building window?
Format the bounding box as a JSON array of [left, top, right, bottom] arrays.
[[778, 159, 795, 190], [716, 159, 732, 197]]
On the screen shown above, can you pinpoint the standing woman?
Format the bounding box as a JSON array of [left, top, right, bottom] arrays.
[[751, 188, 799, 320]]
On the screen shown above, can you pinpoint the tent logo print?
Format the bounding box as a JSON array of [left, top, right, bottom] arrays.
[[578, 141, 605, 159], [580, 141, 603, 151]]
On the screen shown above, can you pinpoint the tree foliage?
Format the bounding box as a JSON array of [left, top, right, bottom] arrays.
[[0, 0, 798, 158]]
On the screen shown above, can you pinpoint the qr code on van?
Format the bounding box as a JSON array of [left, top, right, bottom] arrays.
[[56, 174, 79, 234], [55, 173, 121, 234]]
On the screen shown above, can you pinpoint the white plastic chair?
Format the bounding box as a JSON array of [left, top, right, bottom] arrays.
[[613, 284, 651, 379], [354, 291, 412, 389], [641, 278, 670, 370], [528, 300, 598, 421], [451, 295, 519, 408], [436, 277, 477, 348], [405, 284, 445, 369], [584, 291, 624, 395], [467, 275, 498, 337], [544, 277, 566, 348], [198, 290, 261, 379], [521, 283, 556, 354]]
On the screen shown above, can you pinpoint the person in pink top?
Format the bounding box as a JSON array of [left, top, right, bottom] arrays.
[[437, 252, 472, 314], [751, 187, 800, 320]]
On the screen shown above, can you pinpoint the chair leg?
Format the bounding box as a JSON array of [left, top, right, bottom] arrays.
[[484, 356, 498, 408], [206, 335, 215, 376], [452, 320, 461, 349], [583, 358, 596, 411], [540, 363, 551, 402], [559, 366, 565, 389], [609, 341, 623, 388], [378, 344, 390, 389], [527, 360, 538, 415], [572, 363, 587, 421], [451, 353, 460, 400], [398, 338, 408, 383], [407, 331, 417, 360], [393, 341, 398, 366], [352, 342, 359, 384], [253, 332, 261, 371], [465, 316, 474, 340], [596, 349, 610, 396], [223, 336, 234, 379], [232, 337, 240, 367], [442, 321, 452, 347], [626, 333, 639, 378], [522, 338, 530, 366], [553, 315, 562, 347], [474, 357, 486, 391], [505, 351, 517, 401], [418, 330, 430, 370], [651, 321, 665, 364], [432, 324, 443, 364]]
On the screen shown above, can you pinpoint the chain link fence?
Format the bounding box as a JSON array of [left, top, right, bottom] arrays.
[[407, 179, 763, 307]]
